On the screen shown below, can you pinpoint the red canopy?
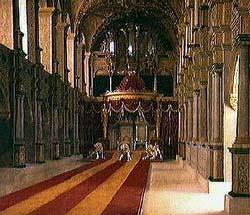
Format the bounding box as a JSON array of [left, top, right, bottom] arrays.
[[116, 73, 146, 92]]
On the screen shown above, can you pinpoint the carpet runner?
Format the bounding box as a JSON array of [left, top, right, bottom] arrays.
[[0, 152, 150, 215]]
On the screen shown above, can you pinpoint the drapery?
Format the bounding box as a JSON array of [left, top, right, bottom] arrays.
[[79, 99, 179, 159]]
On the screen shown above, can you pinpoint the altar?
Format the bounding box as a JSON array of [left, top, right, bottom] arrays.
[[109, 116, 156, 150], [80, 72, 179, 159]]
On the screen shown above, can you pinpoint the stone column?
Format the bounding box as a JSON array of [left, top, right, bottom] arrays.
[[39, 7, 54, 73], [52, 108, 60, 159], [183, 101, 188, 159], [188, 97, 193, 142], [186, 98, 193, 164], [84, 52, 91, 96], [73, 76, 80, 154], [27, 0, 37, 63], [193, 90, 200, 142], [14, 93, 26, 167], [209, 63, 223, 181], [179, 107, 184, 142], [178, 106, 185, 157], [64, 107, 71, 157], [35, 100, 45, 163], [67, 32, 74, 86], [183, 102, 188, 142], [76, 44, 83, 91], [229, 35, 250, 197], [199, 82, 208, 142], [74, 109, 80, 154], [56, 21, 66, 79]]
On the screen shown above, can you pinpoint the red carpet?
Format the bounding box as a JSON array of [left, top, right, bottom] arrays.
[[0, 154, 113, 211], [0, 153, 150, 215], [102, 160, 150, 215], [30, 161, 124, 215]]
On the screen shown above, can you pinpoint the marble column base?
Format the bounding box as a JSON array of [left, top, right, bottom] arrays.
[[36, 142, 45, 163], [65, 140, 71, 157], [228, 146, 250, 195], [209, 144, 224, 181], [225, 193, 250, 215], [52, 142, 60, 160], [14, 141, 26, 168]]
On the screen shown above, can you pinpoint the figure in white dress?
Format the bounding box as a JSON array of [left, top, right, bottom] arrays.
[[142, 144, 155, 160], [153, 142, 163, 160], [142, 139, 163, 160], [118, 136, 132, 161], [88, 141, 104, 159]]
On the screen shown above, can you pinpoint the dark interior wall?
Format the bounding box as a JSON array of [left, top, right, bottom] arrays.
[[93, 76, 109, 96], [0, 118, 11, 167], [157, 75, 173, 97]]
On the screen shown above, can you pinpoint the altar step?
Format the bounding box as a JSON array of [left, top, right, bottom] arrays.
[[142, 160, 226, 215]]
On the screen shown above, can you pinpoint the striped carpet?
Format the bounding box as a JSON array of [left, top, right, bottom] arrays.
[[0, 152, 150, 215]]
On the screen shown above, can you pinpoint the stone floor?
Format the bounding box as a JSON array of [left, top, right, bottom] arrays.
[[0, 155, 86, 198], [142, 160, 226, 215]]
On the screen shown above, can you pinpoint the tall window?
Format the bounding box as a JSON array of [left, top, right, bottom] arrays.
[[19, 0, 28, 56]]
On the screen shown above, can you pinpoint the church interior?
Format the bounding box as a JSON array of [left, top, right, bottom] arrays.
[[0, 0, 250, 214]]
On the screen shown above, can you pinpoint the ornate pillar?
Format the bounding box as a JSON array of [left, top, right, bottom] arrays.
[[183, 101, 188, 159], [193, 90, 200, 142], [64, 86, 71, 157], [179, 107, 184, 142], [209, 63, 223, 181], [74, 108, 80, 154], [56, 20, 66, 79], [199, 82, 208, 142], [52, 108, 60, 159], [14, 91, 25, 167], [229, 35, 250, 197], [84, 52, 91, 96], [26, 0, 36, 63], [73, 77, 80, 155], [183, 101, 188, 142], [187, 97, 193, 142], [39, 6, 54, 73], [35, 100, 45, 163], [67, 32, 74, 86], [51, 74, 60, 159], [179, 105, 185, 158]]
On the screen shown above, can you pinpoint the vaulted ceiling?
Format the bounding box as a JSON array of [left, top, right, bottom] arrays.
[[69, 0, 184, 53]]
